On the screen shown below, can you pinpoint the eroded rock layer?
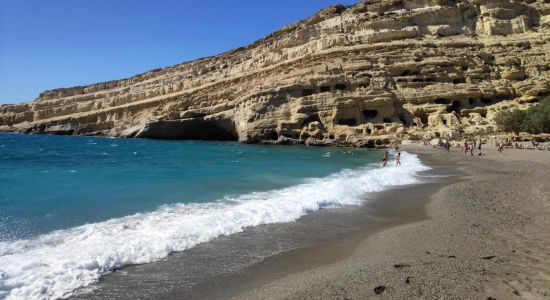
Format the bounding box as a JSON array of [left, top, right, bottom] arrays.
[[1, 0, 549, 147]]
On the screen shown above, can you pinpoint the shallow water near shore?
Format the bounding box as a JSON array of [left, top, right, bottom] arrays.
[[0, 133, 429, 299]]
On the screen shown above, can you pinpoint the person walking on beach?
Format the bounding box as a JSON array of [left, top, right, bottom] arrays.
[[396, 152, 401, 166], [382, 150, 388, 167], [463, 141, 469, 156]]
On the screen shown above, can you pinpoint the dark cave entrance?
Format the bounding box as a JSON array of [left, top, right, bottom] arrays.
[[334, 84, 347, 91], [339, 118, 357, 126], [136, 118, 239, 141], [301, 114, 323, 128], [362, 109, 378, 121]]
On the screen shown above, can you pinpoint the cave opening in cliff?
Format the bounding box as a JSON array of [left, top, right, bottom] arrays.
[[400, 69, 419, 76], [334, 84, 347, 91], [338, 118, 357, 126], [301, 114, 323, 128], [136, 118, 238, 141], [362, 109, 378, 120], [301, 89, 314, 97], [435, 98, 450, 105], [320, 86, 331, 92], [452, 78, 465, 84], [383, 117, 392, 123], [358, 82, 370, 89], [452, 100, 462, 112], [468, 98, 475, 105], [269, 130, 279, 140], [415, 110, 428, 126], [443, 100, 463, 114], [481, 98, 491, 104], [397, 113, 409, 125]]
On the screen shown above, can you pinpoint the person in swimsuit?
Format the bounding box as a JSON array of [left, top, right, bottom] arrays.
[[382, 150, 388, 167], [396, 152, 401, 166]]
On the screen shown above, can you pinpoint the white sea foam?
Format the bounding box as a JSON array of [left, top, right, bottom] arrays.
[[0, 152, 429, 300]]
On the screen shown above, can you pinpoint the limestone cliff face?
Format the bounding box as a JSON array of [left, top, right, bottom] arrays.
[[1, 0, 549, 147]]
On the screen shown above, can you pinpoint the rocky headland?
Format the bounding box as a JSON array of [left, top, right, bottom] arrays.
[[1, 0, 549, 147]]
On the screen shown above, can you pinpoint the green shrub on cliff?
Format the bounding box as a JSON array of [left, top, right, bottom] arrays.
[[495, 109, 527, 134], [523, 98, 550, 134], [495, 98, 550, 134]]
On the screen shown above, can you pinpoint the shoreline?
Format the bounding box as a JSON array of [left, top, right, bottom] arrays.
[[69, 144, 550, 299], [71, 150, 445, 300], [222, 145, 550, 299], [173, 151, 461, 300]]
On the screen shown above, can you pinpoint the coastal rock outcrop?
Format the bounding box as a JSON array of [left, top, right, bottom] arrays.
[[1, 0, 549, 147]]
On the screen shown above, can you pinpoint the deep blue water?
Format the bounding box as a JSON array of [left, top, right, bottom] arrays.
[[0, 133, 376, 241]]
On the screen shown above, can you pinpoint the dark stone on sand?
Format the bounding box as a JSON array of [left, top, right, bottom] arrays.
[[513, 289, 521, 296], [393, 263, 411, 269], [487, 297, 496, 300], [482, 255, 495, 260], [374, 285, 385, 294], [448, 255, 456, 258], [405, 276, 411, 284]]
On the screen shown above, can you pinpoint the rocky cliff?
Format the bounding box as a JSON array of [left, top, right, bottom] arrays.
[[1, 0, 549, 147]]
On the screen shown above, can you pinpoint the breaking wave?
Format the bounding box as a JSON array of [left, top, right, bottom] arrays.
[[0, 152, 428, 300]]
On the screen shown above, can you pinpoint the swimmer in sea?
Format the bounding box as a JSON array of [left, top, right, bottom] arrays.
[[396, 152, 401, 166], [382, 150, 388, 167]]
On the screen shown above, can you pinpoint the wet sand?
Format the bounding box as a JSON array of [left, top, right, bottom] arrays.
[[226, 145, 550, 299]]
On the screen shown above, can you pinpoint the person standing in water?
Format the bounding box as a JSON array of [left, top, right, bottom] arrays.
[[396, 152, 401, 166], [382, 150, 389, 167]]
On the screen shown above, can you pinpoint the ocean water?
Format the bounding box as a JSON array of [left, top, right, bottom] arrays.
[[0, 133, 429, 300]]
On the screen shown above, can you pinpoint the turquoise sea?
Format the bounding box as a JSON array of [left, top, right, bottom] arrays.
[[0, 133, 428, 299]]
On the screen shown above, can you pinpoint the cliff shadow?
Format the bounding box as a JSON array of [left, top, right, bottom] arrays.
[[136, 118, 238, 141]]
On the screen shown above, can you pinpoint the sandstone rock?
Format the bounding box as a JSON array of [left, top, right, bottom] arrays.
[[305, 138, 336, 147], [1, 0, 549, 147], [430, 138, 442, 146]]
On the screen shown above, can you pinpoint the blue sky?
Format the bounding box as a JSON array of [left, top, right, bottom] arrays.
[[0, 0, 356, 104]]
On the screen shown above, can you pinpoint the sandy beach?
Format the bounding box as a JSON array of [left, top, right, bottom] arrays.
[[219, 145, 550, 299]]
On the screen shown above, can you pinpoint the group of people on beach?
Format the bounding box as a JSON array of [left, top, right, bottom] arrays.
[[497, 137, 546, 152], [381, 150, 400, 167], [420, 135, 549, 158], [463, 140, 481, 156]]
